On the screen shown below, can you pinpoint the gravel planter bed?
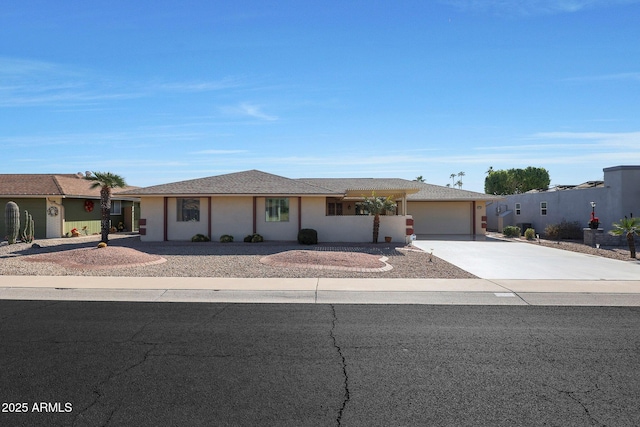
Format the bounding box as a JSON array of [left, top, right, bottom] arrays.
[[0, 235, 476, 279]]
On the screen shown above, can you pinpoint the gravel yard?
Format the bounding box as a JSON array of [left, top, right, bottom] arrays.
[[0, 234, 476, 279]]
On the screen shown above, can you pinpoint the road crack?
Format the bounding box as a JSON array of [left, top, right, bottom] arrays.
[[330, 304, 350, 426]]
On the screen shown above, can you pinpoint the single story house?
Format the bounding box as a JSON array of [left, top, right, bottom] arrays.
[[120, 170, 502, 243], [487, 165, 640, 245], [1, 173, 140, 240]]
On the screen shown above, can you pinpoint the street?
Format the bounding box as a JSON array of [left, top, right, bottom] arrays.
[[1, 301, 639, 426]]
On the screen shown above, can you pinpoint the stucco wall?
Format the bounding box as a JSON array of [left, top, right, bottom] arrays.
[[1, 198, 47, 240], [211, 196, 253, 241], [139, 197, 164, 242]]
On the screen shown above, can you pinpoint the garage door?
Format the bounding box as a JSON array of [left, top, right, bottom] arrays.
[[408, 201, 472, 235]]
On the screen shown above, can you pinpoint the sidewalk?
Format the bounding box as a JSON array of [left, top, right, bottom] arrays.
[[1, 276, 640, 306]]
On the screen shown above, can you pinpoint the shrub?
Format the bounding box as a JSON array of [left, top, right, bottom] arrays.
[[297, 228, 318, 245], [220, 234, 234, 243], [524, 228, 536, 240], [244, 233, 263, 243], [503, 225, 521, 238], [191, 234, 210, 242], [544, 220, 582, 240], [97, 242, 107, 248]]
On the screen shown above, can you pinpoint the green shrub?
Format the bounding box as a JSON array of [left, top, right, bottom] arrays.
[[244, 233, 263, 243], [297, 228, 318, 245], [219, 234, 234, 243], [524, 228, 536, 240], [191, 234, 210, 242], [503, 226, 521, 238]]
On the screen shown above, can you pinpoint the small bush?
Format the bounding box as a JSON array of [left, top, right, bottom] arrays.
[[524, 228, 536, 240], [544, 220, 582, 240], [97, 242, 107, 248], [503, 226, 521, 238], [298, 228, 318, 245], [219, 234, 234, 243], [244, 233, 263, 243], [191, 234, 210, 242]]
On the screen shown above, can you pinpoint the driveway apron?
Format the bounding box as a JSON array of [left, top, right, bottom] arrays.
[[412, 239, 640, 280]]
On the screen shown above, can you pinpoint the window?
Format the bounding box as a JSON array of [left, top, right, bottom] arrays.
[[540, 201, 547, 216], [515, 203, 521, 216], [111, 200, 122, 215], [177, 198, 200, 222], [327, 202, 343, 216], [266, 198, 289, 222]]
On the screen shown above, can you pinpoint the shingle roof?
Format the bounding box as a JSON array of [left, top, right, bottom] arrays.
[[0, 174, 137, 198], [298, 178, 421, 194], [122, 170, 502, 201], [120, 170, 342, 196], [408, 182, 503, 201]]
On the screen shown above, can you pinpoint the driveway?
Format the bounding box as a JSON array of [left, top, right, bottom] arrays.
[[412, 238, 640, 280]]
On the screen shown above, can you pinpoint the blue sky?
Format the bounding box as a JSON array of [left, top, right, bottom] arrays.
[[2, 0, 639, 193]]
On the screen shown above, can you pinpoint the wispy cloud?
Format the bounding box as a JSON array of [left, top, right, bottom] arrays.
[[563, 72, 640, 83], [190, 149, 249, 155], [155, 77, 244, 92], [219, 102, 279, 121], [440, 0, 640, 17]]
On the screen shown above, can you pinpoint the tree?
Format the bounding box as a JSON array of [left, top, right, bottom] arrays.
[[85, 172, 127, 244], [609, 216, 639, 258], [414, 176, 426, 183], [484, 167, 550, 195], [450, 173, 456, 187], [361, 192, 397, 243]]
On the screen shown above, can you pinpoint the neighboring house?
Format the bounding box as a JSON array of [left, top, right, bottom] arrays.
[[0, 173, 140, 240], [120, 170, 501, 243], [487, 165, 640, 242]]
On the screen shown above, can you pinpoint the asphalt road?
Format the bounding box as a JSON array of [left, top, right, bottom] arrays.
[[1, 302, 639, 426]]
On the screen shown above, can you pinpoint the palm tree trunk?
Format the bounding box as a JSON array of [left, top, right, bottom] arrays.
[[372, 214, 380, 243], [628, 233, 636, 258], [101, 187, 111, 244]]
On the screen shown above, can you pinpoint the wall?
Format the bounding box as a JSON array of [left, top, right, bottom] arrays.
[[302, 198, 410, 242], [211, 196, 253, 241], [139, 197, 165, 242], [1, 198, 47, 240], [166, 197, 209, 241]]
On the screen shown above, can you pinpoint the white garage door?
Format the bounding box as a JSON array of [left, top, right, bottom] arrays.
[[408, 201, 472, 235]]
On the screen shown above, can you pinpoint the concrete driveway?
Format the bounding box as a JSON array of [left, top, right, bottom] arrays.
[[412, 238, 640, 280]]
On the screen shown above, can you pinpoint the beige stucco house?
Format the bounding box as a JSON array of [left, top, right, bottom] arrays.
[[120, 170, 501, 243]]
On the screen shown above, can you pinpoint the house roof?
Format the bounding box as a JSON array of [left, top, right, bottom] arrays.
[[408, 182, 503, 201], [122, 169, 501, 201], [298, 178, 421, 196], [120, 170, 342, 196], [0, 174, 138, 198]]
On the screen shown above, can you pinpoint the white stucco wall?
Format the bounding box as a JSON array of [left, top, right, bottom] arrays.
[[301, 198, 410, 242], [211, 196, 253, 241], [139, 197, 164, 242], [166, 197, 209, 240]]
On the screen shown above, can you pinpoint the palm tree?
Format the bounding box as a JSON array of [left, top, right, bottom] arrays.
[[609, 216, 640, 258], [450, 173, 456, 186], [85, 172, 127, 244], [361, 192, 397, 243]]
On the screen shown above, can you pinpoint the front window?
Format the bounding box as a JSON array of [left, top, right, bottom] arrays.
[[111, 200, 122, 215], [540, 201, 547, 216], [177, 198, 200, 222], [327, 202, 343, 216], [266, 198, 289, 222], [515, 203, 521, 216]]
